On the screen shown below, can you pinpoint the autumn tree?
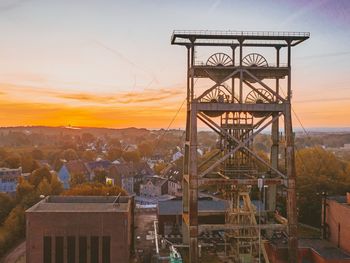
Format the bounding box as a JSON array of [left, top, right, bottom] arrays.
[[138, 142, 153, 157], [296, 147, 350, 226], [122, 150, 141, 163], [62, 182, 126, 196], [106, 147, 122, 161], [70, 172, 87, 187], [0, 193, 15, 224], [29, 167, 52, 187], [93, 168, 108, 184]]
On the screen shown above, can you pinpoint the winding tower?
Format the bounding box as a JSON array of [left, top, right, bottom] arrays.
[[171, 30, 309, 262]]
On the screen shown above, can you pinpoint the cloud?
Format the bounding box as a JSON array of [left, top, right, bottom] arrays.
[[0, 0, 34, 13]]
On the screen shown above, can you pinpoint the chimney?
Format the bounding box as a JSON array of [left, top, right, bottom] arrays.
[[347, 192, 350, 204]]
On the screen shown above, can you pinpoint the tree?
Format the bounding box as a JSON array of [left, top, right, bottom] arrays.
[[107, 148, 122, 161], [61, 148, 79, 161], [154, 162, 167, 175], [37, 178, 52, 196], [108, 138, 121, 148], [50, 174, 64, 195], [21, 154, 39, 173], [138, 142, 153, 157], [82, 150, 97, 162], [32, 149, 44, 160], [0, 193, 15, 224], [4, 205, 26, 239], [81, 133, 95, 145], [93, 168, 108, 184], [122, 150, 140, 163], [70, 172, 87, 187], [62, 182, 126, 196], [4, 154, 21, 168], [29, 167, 52, 187], [296, 147, 350, 226]]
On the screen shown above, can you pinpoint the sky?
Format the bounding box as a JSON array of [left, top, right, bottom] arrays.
[[0, 0, 349, 129]]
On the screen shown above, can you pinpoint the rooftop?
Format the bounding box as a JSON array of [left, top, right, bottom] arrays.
[[171, 30, 310, 47], [26, 195, 131, 213]]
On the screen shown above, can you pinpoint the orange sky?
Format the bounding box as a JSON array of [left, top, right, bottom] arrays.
[[0, 0, 349, 129]]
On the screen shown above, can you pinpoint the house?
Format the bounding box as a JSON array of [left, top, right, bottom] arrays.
[[164, 167, 182, 196], [26, 195, 134, 263], [0, 167, 22, 193], [140, 176, 168, 198], [58, 160, 90, 189], [108, 162, 154, 195], [85, 160, 112, 180], [172, 151, 183, 162]]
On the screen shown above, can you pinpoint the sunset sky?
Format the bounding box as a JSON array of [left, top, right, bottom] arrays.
[[0, 0, 349, 129]]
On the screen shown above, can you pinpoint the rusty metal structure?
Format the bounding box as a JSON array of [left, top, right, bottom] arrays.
[[171, 30, 309, 262]]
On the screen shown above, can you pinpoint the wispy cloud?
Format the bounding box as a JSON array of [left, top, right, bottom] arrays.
[[0, 0, 34, 13]]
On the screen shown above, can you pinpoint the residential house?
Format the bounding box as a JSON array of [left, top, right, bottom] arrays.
[[140, 176, 168, 198], [0, 167, 22, 193], [58, 160, 90, 189]]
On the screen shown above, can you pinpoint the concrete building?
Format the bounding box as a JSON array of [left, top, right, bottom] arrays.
[[140, 176, 168, 198], [324, 194, 350, 254], [0, 167, 21, 193], [26, 195, 133, 263]]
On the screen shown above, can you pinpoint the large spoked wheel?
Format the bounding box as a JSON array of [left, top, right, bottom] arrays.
[[206, 53, 233, 66], [242, 53, 268, 67], [200, 85, 230, 117], [245, 89, 273, 118]]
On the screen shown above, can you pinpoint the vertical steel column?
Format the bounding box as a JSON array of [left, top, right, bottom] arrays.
[[189, 102, 198, 263], [286, 40, 298, 262], [239, 39, 243, 103], [182, 46, 191, 244], [231, 46, 236, 103], [268, 47, 281, 211]]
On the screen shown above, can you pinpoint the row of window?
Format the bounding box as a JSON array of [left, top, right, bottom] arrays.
[[43, 236, 110, 263]]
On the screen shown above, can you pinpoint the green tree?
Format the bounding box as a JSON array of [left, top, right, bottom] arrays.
[[70, 172, 87, 187], [93, 168, 108, 184], [0, 193, 15, 224], [296, 147, 350, 226]]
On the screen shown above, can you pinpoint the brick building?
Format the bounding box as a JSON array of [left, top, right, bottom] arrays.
[[26, 195, 133, 263], [324, 194, 350, 254]]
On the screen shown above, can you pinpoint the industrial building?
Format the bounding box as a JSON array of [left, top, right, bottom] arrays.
[[26, 195, 133, 263]]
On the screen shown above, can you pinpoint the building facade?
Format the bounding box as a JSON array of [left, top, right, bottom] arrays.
[[26, 195, 133, 263], [324, 194, 350, 254], [0, 167, 21, 193]]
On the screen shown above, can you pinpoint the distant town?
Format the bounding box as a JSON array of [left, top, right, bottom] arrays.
[[0, 126, 349, 262]]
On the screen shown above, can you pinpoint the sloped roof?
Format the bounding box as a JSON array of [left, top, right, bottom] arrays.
[[65, 160, 90, 177]]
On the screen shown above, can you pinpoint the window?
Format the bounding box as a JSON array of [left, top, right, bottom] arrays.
[[90, 236, 99, 263], [102, 236, 110, 263], [78, 237, 87, 263], [67, 236, 75, 263], [43, 236, 51, 263], [55, 236, 64, 263]]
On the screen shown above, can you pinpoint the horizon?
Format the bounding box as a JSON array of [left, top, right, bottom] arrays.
[[0, 0, 349, 128]]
